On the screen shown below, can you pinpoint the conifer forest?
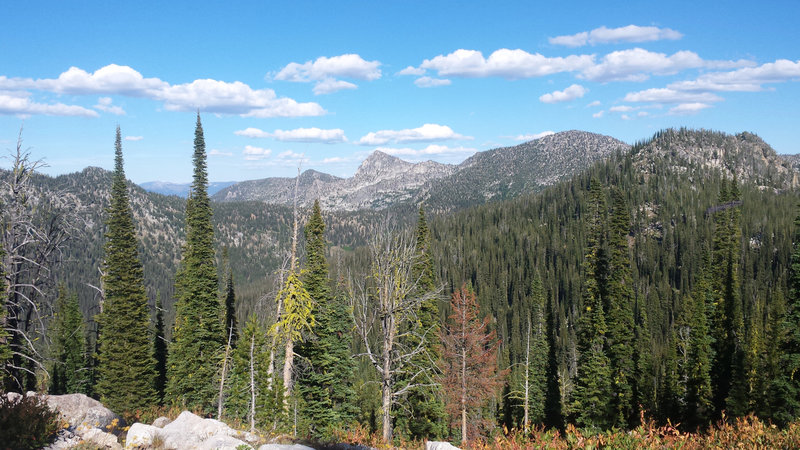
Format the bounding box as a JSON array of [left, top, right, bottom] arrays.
[[2, 118, 800, 448]]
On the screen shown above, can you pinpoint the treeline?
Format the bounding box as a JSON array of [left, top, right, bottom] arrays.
[[2, 125, 800, 447]]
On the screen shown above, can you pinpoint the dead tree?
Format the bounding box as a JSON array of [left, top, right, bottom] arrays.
[[351, 227, 440, 442]]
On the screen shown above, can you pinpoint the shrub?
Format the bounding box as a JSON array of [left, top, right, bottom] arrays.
[[0, 393, 61, 449]]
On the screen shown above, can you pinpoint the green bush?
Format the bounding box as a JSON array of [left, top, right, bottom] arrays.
[[0, 394, 61, 449]]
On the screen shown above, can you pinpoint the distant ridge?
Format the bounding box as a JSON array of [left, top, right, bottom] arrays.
[[139, 181, 237, 197]]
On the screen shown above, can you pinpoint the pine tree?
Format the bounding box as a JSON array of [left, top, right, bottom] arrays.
[[514, 276, 549, 430], [96, 126, 157, 412], [632, 296, 655, 419], [153, 294, 168, 404], [222, 247, 238, 347], [167, 114, 224, 413], [297, 200, 356, 437], [605, 188, 635, 426], [441, 285, 504, 445], [683, 264, 713, 428], [773, 206, 800, 424], [49, 286, 88, 395], [0, 238, 10, 385], [397, 206, 447, 440], [571, 178, 612, 428]]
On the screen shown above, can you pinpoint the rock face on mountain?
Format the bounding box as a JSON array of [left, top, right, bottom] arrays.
[[214, 151, 457, 211], [213, 131, 629, 211], [632, 129, 799, 190]]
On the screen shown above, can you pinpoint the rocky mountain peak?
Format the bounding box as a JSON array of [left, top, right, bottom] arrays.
[[354, 150, 411, 182]]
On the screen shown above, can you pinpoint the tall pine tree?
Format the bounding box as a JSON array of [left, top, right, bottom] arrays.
[[222, 247, 238, 347], [167, 114, 224, 413], [397, 206, 447, 440], [96, 126, 157, 412], [153, 294, 168, 404], [297, 200, 356, 437]]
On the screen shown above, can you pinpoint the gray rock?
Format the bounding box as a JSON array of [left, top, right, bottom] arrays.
[[81, 427, 123, 449], [152, 416, 172, 428], [198, 435, 252, 449], [41, 393, 124, 436], [125, 423, 164, 448], [426, 442, 461, 450], [126, 411, 257, 449], [42, 428, 81, 450]]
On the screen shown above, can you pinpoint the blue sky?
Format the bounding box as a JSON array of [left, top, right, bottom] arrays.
[[1, 1, 799, 183]]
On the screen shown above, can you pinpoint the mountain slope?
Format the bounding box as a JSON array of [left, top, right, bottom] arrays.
[[139, 180, 237, 197]]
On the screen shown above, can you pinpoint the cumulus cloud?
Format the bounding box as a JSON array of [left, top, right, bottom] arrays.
[[580, 48, 704, 82], [668, 59, 800, 92], [277, 150, 305, 160], [124, 136, 143, 141], [593, 110, 605, 118], [375, 144, 477, 158], [312, 78, 358, 95], [414, 76, 451, 87], [514, 131, 555, 141], [0, 64, 325, 118], [243, 145, 272, 160], [209, 149, 233, 157], [539, 84, 587, 103], [93, 96, 125, 115], [235, 127, 346, 143], [586, 100, 601, 107], [637, 111, 649, 117], [623, 88, 723, 104], [609, 105, 636, 112], [669, 102, 712, 115], [549, 25, 683, 47], [397, 66, 426, 76], [419, 48, 594, 79], [0, 91, 98, 117], [358, 124, 471, 145]]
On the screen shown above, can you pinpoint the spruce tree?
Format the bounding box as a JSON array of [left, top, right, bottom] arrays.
[[683, 264, 713, 428], [96, 126, 157, 412], [605, 188, 635, 426], [222, 247, 238, 347], [297, 200, 356, 436], [397, 206, 447, 439], [167, 114, 224, 413], [571, 178, 612, 428], [49, 286, 88, 395], [226, 314, 274, 430], [774, 206, 800, 424]]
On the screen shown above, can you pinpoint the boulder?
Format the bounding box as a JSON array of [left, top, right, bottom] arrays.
[[41, 392, 124, 436], [152, 416, 172, 428], [126, 411, 257, 449], [81, 428, 123, 449], [426, 442, 461, 450], [258, 445, 315, 450]]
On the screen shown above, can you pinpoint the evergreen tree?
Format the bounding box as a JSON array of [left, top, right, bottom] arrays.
[[96, 126, 157, 412], [167, 114, 224, 413], [397, 206, 447, 440], [49, 286, 88, 395], [571, 178, 612, 428], [153, 294, 168, 404], [0, 238, 10, 385], [222, 247, 238, 347], [514, 276, 548, 429], [632, 296, 655, 419], [226, 314, 274, 430], [297, 201, 356, 437], [683, 265, 713, 428], [605, 188, 635, 426], [773, 206, 800, 424]]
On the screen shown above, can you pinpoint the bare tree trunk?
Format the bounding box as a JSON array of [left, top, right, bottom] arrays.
[[283, 337, 294, 404], [461, 344, 467, 446], [381, 314, 394, 443], [249, 333, 256, 433], [524, 317, 531, 434], [217, 325, 234, 420]]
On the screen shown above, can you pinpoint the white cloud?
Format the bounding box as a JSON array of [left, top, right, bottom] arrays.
[[397, 66, 426, 76], [358, 123, 471, 145], [234, 127, 271, 138], [124, 136, 143, 141], [235, 127, 346, 143], [277, 150, 305, 160], [0, 91, 98, 117], [621, 114, 631, 120], [669, 102, 712, 115], [209, 149, 233, 157], [273, 127, 347, 143], [514, 131, 555, 141], [375, 144, 477, 158], [549, 25, 683, 47], [419, 48, 594, 79], [623, 88, 723, 103], [0, 64, 325, 118], [586, 100, 601, 107], [312, 78, 358, 95], [668, 59, 800, 92], [593, 110, 605, 118], [414, 76, 451, 88], [539, 84, 587, 103], [637, 111, 649, 117], [275, 54, 381, 82], [93, 96, 126, 115], [322, 156, 349, 164], [609, 105, 635, 112], [580, 48, 704, 82], [243, 145, 272, 160]]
